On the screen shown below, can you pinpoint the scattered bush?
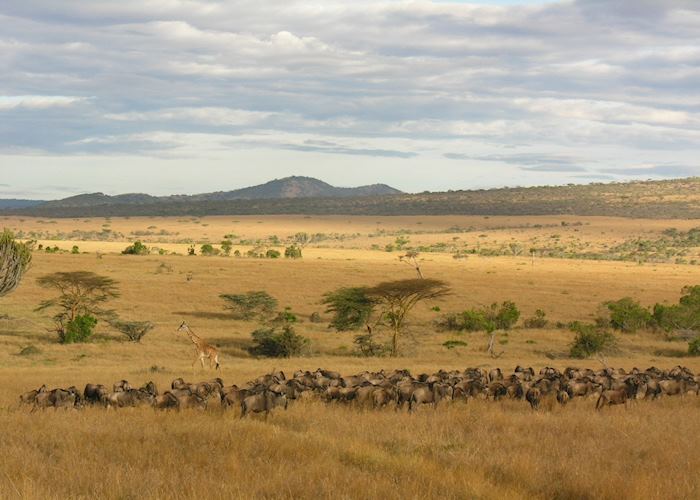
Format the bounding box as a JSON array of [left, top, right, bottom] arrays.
[[200, 244, 219, 256], [569, 322, 616, 359], [266, 249, 281, 259], [221, 239, 233, 256], [438, 301, 520, 332], [110, 319, 154, 342], [353, 332, 388, 357], [443, 339, 468, 350], [122, 241, 149, 255], [71, 245, 80, 254], [285, 245, 303, 259], [248, 325, 309, 357], [220, 291, 278, 320], [309, 312, 322, 323], [689, 337, 700, 356], [523, 309, 548, 329], [61, 314, 98, 344], [603, 297, 652, 332]]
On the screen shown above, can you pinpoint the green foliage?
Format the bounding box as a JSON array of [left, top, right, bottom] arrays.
[[569, 322, 616, 359], [322, 287, 375, 331], [187, 245, 196, 256], [603, 297, 652, 332], [110, 319, 154, 342], [353, 332, 388, 357], [689, 337, 700, 356], [200, 243, 219, 256], [122, 241, 149, 255], [265, 249, 281, 259], [248, 325, 309, 358], [61, 314, 98, 344], [0, 229, 32, 298], [523, 309, 548, 329], [221, 239, 233, 256], [71, 245, 80, 254], [220, 291, 278, 320], [652, 286, 700, 334], [443, 339, 468, 350], [439, 301, 520, 332], [36, 271, 120, 339], [285, 245, 303, 259]]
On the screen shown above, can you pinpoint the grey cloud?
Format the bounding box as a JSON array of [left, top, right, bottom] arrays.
[[599, 165, 700, 177], [444, 153, 587, 172], [0, 0, 699, 189]]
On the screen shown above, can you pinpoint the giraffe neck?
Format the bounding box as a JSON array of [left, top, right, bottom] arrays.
[[185, 327, 206, 349]]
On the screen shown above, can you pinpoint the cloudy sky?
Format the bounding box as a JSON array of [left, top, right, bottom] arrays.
[[1, 0, 699, 199]]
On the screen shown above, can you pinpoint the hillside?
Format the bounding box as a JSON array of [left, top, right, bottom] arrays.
[[0, 199, 45, 210], [4, 177, 700, 219]]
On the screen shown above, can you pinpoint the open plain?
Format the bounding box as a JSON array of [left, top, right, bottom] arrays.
[[1, 215, 700, 499]]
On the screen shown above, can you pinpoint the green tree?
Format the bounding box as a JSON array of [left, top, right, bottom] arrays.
[[0, 229, 32, 299], [569, 322, 616, 359], [122, 241, 149, 255], [604, 297, 652, 332], [200, 243, 219, 256], [367, 279, 451, 356], [35, 271, 120, 343], [221, 239, 233, 256], [220, 291, 278, 320], [322, 287, 376, 331], [110, 319, 154, 342], [285, 245, 303, 259]]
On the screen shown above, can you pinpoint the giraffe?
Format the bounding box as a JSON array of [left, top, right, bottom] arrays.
[[177, 321, 221, 370]]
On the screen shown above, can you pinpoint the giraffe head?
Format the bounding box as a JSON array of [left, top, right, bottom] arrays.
[[177, 321, 188, 333]]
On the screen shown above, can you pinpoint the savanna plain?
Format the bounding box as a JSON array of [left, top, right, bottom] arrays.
[[1, 214, 700, 499]]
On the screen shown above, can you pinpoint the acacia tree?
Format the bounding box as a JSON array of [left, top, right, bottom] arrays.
[[322, 287, 377, 331], [399, 251, 424, 279], [36, 271, 120, 342], [0, 229, 32, 299], [368, 278, 451, 356]]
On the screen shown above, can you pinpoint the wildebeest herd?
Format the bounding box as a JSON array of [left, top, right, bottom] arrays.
[[19, 365, 700, 417]]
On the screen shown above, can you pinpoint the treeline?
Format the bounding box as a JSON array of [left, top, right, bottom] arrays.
[[5, 178, 700, 218]]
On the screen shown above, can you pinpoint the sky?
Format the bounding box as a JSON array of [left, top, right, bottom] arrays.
[[1, 0, 699, 199]]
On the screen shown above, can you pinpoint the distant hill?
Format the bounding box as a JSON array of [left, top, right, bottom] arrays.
[[0, 199, 45, 210], [32, 176, 402, 211], [4, 177, 700, 219]]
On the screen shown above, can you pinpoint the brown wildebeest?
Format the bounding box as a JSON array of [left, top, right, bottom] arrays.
[[596, 389, 629, 410], [173, 392, 207, 411], [526, 387, 541, 410], [154, 392, 179, 410], [113, 380, 131, 393], [83, 384, 109, 405], [105, 389, 155, 408], [240, 390, 287, 418], [20, 385, 47, 406], [408, 383, 452, 411]]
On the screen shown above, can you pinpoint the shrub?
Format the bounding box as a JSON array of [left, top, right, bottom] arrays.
[[652, 286, 700, 334], [71, 245, 80, 254], [110, 319, 154, 342], [493, 301, 520, 330], [689, 337, 700, 356], [524, 309, 548, 329], [443, 339, 467, 350], [309, 312, 322, 323], [122, 241, 149, 255], [200, 244, 219, 256], [61, 314, 98, 344], [604, 297, 652, 332], [353, 332, 388, 357], [221, 239, 233, 256], [266, 249, 281, 259], [248, 325, 309, 357], [220, 291, 278, 320], [569, 322, 616, 359], [285, 245, 303, 259], [461, 309, 495, 332]]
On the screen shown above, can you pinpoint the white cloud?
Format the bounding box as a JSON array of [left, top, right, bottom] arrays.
[[0, 95, 86, 110]]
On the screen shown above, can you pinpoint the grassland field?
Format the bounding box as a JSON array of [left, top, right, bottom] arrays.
[[1, 215, 699, 499]]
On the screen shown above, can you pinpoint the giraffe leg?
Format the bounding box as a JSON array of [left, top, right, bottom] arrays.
[[200, 356, 206, 369]]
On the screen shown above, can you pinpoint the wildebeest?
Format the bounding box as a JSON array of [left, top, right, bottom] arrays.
[[240, 389, 287, 418], [20, 384, 47, 406], [83, 383, 109, 405]]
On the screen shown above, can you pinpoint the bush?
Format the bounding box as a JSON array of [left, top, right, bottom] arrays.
[[61, 314, 98, 344], [524, 309, 548, 329], [437, 301, 520, 332], [248, 326, 309, 357], [285, 245, 303, 259], [266, 249, 281, 259], [322, 287, 375, 331], [220, 291, 278, 320], [309, 312, 322, 323], [221, 239, 233, 256], [110, 319, 154, 342], [200, 244, 219, 256], [569, 322, 616, 359], [71, 245, 80, 254], [122, 241, 149, 255], [443, 339, 468, 350], [604, 297, 652, 332], [689, 337, 700, 356], [353, 332, 388, 357]]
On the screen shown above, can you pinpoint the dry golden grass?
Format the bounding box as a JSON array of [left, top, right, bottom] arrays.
[[1, 215, 700, 499]]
